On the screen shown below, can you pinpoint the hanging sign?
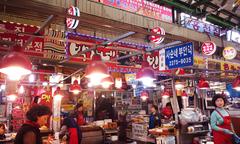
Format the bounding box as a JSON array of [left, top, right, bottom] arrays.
[[182, 17, 221, 37], [96, 0, 172, 23], [149, 27, 165, 44], [223, 46, 237, 60], [165, 42, 194, 69], [201, 41, 216, 56], [159, 49, 166, 71], [66, 6, 80, 29], [0, 21, 44, 56]]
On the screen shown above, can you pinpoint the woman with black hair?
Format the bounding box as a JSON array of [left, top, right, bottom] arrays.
[[59, 111, 82, 144], [210, 94, 235, 144], [14, 105, 52, 144], [74, 103, 86, 126]]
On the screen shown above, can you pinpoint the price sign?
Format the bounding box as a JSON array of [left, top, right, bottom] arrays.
[[201, 41, 216, 56], [165, 42, 194, 69]]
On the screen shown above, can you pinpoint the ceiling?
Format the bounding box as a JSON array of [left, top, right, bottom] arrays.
[[156, 0, 240, 29]]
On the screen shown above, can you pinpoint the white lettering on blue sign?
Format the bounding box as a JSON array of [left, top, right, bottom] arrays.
[[165, 42, 194, 69]]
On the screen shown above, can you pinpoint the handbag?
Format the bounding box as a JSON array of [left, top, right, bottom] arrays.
[[233, 134, 240, 144]]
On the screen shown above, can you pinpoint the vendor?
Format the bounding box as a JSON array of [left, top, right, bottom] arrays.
[[161, 102, 173, 120], [59, 113, 82, 144], [149, 105, 161, 129], [210, 94, 235, 144], [74, 103, 86, 126], [0, 123, 6, 140]]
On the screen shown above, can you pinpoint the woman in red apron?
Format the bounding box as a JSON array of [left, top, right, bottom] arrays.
[[211, 94, 235, 144]]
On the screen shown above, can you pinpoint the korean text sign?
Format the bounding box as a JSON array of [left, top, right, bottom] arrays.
[[165, 42, 194, 69]]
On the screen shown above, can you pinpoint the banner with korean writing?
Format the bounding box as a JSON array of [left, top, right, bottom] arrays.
[[182, 17, 221, 37], [97, 0, 172, 23], [165, 42, 194, 69], [64, 33, 160, 72], [0, 21, 44, 56]]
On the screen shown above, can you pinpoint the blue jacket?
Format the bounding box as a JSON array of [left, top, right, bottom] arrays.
[[149, 113, 161, 129]]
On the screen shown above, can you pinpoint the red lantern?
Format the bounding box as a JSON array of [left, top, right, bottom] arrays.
[[0, 52, 32, 81], [69, 80, 82, 94]]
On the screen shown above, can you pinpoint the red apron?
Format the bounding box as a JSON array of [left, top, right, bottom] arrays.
[[212, 110, 232, 144], [77, 113, 85, 126], [69, 128, 79, 144]]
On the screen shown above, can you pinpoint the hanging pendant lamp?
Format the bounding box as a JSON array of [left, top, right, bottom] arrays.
[[233, 76, 240, 91], [0, 52, 32, 81], [54, 87, 63, 101], [162, 89, 170, 98], [69, 80, 82, 94], [198, 78, 210, 89], [85, 55, 109, 86], [136, 67, 155, 87], [101, 76, 114, 89], [140, 91, 149, 101]]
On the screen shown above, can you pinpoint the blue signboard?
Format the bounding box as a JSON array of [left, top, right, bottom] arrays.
[[165, 42, 194, 69]]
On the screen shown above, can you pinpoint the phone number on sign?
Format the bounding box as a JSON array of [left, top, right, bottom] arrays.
[[169, 57, 192, 67]]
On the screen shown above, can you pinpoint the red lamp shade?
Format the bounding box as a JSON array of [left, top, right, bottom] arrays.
[[101, 76, 114, 89], [233, 76, 240, 91], [85, 61, 109, 86], [136, 67, 155, 80], [0, 52, 32, 80], [140, 91, 149, 101], [198, 78, 209, 89], [69, 80, 82, 94], [162, 90, 170, 98], [136, 68, 155, 87], [53, 87, 63, 101]]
